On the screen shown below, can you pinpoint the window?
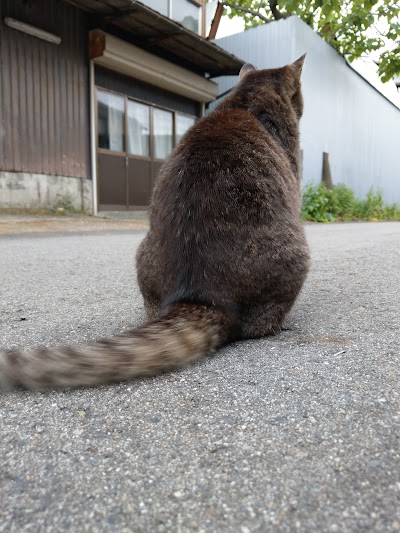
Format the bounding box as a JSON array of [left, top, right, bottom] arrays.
[[97, 90, 196, 159], [176, 114, 196, 145], [144, 0, 168, 16], [142, 0, 203, 35], [153, 108, 173, 160], [127, 101, 150, 157], [97, 90, 125, 152], [172, 0, 201, 34]]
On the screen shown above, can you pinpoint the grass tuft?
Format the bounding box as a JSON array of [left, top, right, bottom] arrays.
[[302, 183, 400, 222]]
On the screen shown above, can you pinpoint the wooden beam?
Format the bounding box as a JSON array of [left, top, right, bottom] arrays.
[[89, 29, 106, 60], [208, 2, 224, 40]]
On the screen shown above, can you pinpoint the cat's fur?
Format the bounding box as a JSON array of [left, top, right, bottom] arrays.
[[0, 57, 310, 390]]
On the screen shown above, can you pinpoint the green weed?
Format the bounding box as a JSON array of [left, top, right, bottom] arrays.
[[302, 183, 400, 222]]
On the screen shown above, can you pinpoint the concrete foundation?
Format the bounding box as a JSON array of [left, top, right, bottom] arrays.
[[0, 172, 93, 211]]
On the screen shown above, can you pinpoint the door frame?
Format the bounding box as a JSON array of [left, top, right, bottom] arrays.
[[93, 85, 196, 211]]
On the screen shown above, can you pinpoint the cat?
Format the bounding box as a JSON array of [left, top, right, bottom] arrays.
[[0, 56, 310, 390]]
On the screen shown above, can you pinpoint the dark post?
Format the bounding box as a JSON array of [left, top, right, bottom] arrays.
[[322, 152, 333, 189]]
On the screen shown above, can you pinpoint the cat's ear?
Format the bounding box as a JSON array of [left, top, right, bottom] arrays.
[[291, 54, 306, 75], [239, 63, 256, 80]]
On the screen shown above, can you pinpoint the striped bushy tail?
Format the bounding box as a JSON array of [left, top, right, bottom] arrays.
[[0, 303, 232, 391]]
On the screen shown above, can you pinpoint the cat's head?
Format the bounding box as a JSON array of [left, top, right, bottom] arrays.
[[235, 55, 306, 119]]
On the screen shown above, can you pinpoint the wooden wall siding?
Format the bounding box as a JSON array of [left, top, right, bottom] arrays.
[[0, 0, 90, 178]]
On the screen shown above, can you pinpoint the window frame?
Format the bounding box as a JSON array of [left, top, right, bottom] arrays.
[[95, 87, 196, 161], [97, 89, 126, 154]]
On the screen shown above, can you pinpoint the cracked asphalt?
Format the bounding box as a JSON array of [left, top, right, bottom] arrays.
[[0, 222, 399, 532]]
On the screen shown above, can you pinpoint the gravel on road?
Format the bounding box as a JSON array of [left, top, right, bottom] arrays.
[[0, 214, 148, 236], [0, 222, 399, 532]]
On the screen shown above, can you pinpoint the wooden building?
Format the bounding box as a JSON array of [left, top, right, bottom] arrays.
[[0, 0, 243, 213]]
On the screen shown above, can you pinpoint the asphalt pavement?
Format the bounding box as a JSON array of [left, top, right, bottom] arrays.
[[0, 222, 399, 532]]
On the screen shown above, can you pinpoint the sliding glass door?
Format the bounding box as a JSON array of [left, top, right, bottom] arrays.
[[96, 88, 196, 210]]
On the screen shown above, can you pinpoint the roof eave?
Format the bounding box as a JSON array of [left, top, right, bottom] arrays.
[[64, 0, 245, 77]]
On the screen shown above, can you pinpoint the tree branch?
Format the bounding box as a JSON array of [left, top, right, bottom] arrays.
[[268, 0, 290, 20], [220, 1, 273, 24]]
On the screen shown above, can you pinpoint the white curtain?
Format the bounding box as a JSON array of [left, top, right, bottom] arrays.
[[153, 109, 173, 160], [108, 101, 124, 152], [127, 102, 150, 156], [176, 114, 196, 145]]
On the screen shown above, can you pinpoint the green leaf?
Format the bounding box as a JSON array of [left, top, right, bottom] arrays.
[[221, 0, 400, 80]]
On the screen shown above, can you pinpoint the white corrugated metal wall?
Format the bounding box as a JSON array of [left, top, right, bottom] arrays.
[[212, 17, 400, 202]]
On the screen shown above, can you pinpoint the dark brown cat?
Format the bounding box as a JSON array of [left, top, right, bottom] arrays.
[[0, 56, 310, 390]]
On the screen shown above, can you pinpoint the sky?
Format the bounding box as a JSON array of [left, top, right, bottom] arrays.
[[217, 13, 245, 38]]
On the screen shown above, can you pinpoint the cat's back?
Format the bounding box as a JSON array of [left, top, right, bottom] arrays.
[[171, 107, 288, 170], [152, 106, 297, 218]]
